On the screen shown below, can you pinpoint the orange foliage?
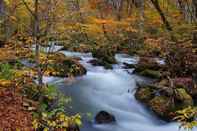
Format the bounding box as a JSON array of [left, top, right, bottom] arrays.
[[0, 88, 33, 130]]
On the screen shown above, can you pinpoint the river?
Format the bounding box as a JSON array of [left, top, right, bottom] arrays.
[[42, 50, 196, 131]]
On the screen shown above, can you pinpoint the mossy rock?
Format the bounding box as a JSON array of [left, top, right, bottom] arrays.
[[139, 69, 161, 79], [135, 82, 195, 121], [175, 88, 193, 109], [88, 59, 113, 69], [149, 96, 174, 119], [135, 86, 154, 103], [92, 47, 116, 69], [134, 57, 163, 73], [45, 53, 87, 77]]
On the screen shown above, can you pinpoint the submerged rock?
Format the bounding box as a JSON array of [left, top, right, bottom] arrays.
[[95, 111, 116, 124]]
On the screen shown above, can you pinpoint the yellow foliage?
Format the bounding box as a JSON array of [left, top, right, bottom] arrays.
[[0, 79, 13, 88], [33, 112, 82, 130], [4, 0, 10, 5], [93, 18, 114, 25]]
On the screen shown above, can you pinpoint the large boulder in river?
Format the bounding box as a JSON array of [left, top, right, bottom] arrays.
[[148, 88, 193, 120], [92, 47, 116, 69], [149, 96, 174, 120], [135, 84, 155, 103], [45, 53, 87, 77], [131, 57, 165, 79], [135, 82, 194, 121], [95, 111, 116, 124], [174, 88, 193, 109], [134, 57, 163, 73]]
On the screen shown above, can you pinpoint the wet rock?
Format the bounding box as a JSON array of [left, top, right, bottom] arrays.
[[88, 59, 113, 69], [135, 79, 195, 121], [123, 63, 136, 69], [95, 111, 116, 124], [131, 57, 166, 79], [46, 53, 87, 77], [92, 47, 116, 69], [175, 88, 193, 109], [134, 57, 163, 73], [149, 96, 174, 120], [67, 124, 80, 131], [62, 58, 87, 76], [139, 69, 161, 79], [135, 84, 155, 103], [88, 59, 100, 66]]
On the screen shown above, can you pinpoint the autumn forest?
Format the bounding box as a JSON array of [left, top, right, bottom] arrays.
[[0, 0, 197, 131]]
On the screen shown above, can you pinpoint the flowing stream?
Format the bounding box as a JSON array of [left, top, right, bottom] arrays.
[[42, 49, 196, 131]]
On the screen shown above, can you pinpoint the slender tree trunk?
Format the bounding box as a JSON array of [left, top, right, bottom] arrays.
[[150, 0, 173, 31], [116, 0, 124, 21], [177, 0, 186, 19], [0, 0, 8, 41], [75, 0, 89, 41], [34, 0, 43, 86], [0, 0, 3, 40], [126, 0, 132, 16], [99, 9, 111, 42], [192, 0, 197, 22], [139, 0, 145, 37]]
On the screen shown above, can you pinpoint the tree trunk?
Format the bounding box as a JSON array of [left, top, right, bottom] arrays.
[[150, 0, 173, 32], [192, 0, 197, 22], [0, 0, 4, 16], [139, 0, 145, 37], [192, 30, 197, 48], [34, 0, 43, 86]]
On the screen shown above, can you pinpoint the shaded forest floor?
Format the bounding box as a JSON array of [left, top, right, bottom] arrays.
[[0, 88, 33, 130], [0, 42, 33, 130]]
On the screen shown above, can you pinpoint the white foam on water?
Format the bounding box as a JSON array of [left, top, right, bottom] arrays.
[[47, 51, 197, 131]]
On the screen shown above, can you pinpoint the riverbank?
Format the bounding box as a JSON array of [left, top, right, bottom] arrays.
[[0, 39, 196, 130]]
